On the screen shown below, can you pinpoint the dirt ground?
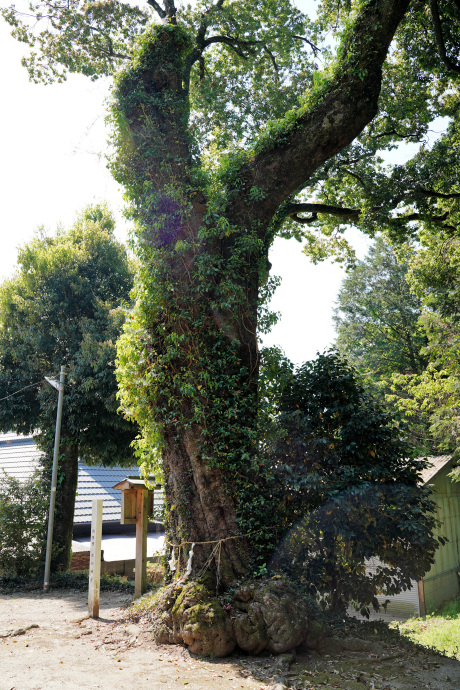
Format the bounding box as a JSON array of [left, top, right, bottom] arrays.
[[1, 589, 460, 690]]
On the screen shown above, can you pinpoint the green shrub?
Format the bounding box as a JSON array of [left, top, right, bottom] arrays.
[[435, 596, 460, 619], [0, 470, 48, 577]]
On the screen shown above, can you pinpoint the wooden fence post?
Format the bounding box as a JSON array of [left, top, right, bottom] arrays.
[[135, 488, 149, 598], [88, 499, 103, 618]]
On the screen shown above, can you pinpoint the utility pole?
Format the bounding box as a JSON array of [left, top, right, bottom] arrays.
[[43, 365, 66, 592]]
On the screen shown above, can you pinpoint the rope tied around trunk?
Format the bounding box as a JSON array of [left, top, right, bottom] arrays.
[[165, 528, 266, 582], [165, 526, 265, 550]]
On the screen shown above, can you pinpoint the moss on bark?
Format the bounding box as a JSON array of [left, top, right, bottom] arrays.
[[151, 575, 328, 658]]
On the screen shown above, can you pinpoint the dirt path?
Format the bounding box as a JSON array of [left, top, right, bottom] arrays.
[[1, 590, 460, 690]]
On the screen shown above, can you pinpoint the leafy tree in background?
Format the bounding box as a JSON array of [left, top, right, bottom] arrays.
[[2, 0, 459, 653], [386, 226, 460, 463], [333, 227, 460, 459], [266, 352, 440, 615], [333, 237, 436, 453], [0, 205, 136, 571], [334, 237, 427, 379]]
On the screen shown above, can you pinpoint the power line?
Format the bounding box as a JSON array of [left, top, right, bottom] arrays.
[[0, 381, 43, 403], [0, 372, 73, 403]]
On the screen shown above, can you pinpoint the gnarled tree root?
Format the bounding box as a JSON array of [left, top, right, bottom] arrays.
[[151, 574, 327, 658]]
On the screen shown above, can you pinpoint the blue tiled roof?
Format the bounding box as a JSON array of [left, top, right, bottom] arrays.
[[74, 461, 142, 524], [0, 432, 42, 482], [0, 432, 141, 524]]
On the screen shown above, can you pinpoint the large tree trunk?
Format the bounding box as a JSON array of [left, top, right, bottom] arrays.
[[163, 425, 251, 584], [157, 232, 263, 584], [111, 24, 267, 583]]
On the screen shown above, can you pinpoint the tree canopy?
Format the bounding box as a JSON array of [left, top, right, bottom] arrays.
[[334, 230, 460, 460], [2, 0, 459, 654], [387, 227, 460, 462], [334, 237, 427, 379], [0, 204, 136, 568]]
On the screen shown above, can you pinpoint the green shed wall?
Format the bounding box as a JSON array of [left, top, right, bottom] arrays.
[[423, 465, 460, 610]]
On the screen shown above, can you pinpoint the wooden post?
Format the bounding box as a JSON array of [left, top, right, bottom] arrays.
[[135, 488, 149, 598], [417, 578, 426, 617], [113, 477, 153, 598], [88, 499, 103, 617]]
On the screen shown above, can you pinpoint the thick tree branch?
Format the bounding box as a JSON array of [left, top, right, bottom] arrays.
[[291, 213, 318, 224], [292, 34, 320, 56], [199, 54, 205, 80], [147, 0, 166, 19], [390, 210, 457, 233], [225, 0, 413, 230], [164, 0, 177, 24], [203, 34, 260, 56], [286, 202, 360, 223], [183, 0, 226, 93], [429, 0, 460, 74], [286, 199, 458, 232], [419, 189, 460, 199]]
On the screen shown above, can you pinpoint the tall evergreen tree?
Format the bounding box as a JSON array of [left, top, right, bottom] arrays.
[[388, 224, 460, 460], [334, 237, 427, 378]]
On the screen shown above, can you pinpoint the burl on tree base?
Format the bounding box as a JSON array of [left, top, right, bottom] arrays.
[[151, 574, 327, 658]]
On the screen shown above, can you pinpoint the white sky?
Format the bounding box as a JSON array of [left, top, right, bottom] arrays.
[[0, 1, 413, 366]]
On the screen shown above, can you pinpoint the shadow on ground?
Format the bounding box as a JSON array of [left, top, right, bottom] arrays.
[[1, 587, 459, 689]]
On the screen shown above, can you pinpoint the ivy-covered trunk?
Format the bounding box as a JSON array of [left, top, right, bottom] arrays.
[[162, 426, 251, 584], [146, 204, 268, 583], [112, 25, 273, 583]]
